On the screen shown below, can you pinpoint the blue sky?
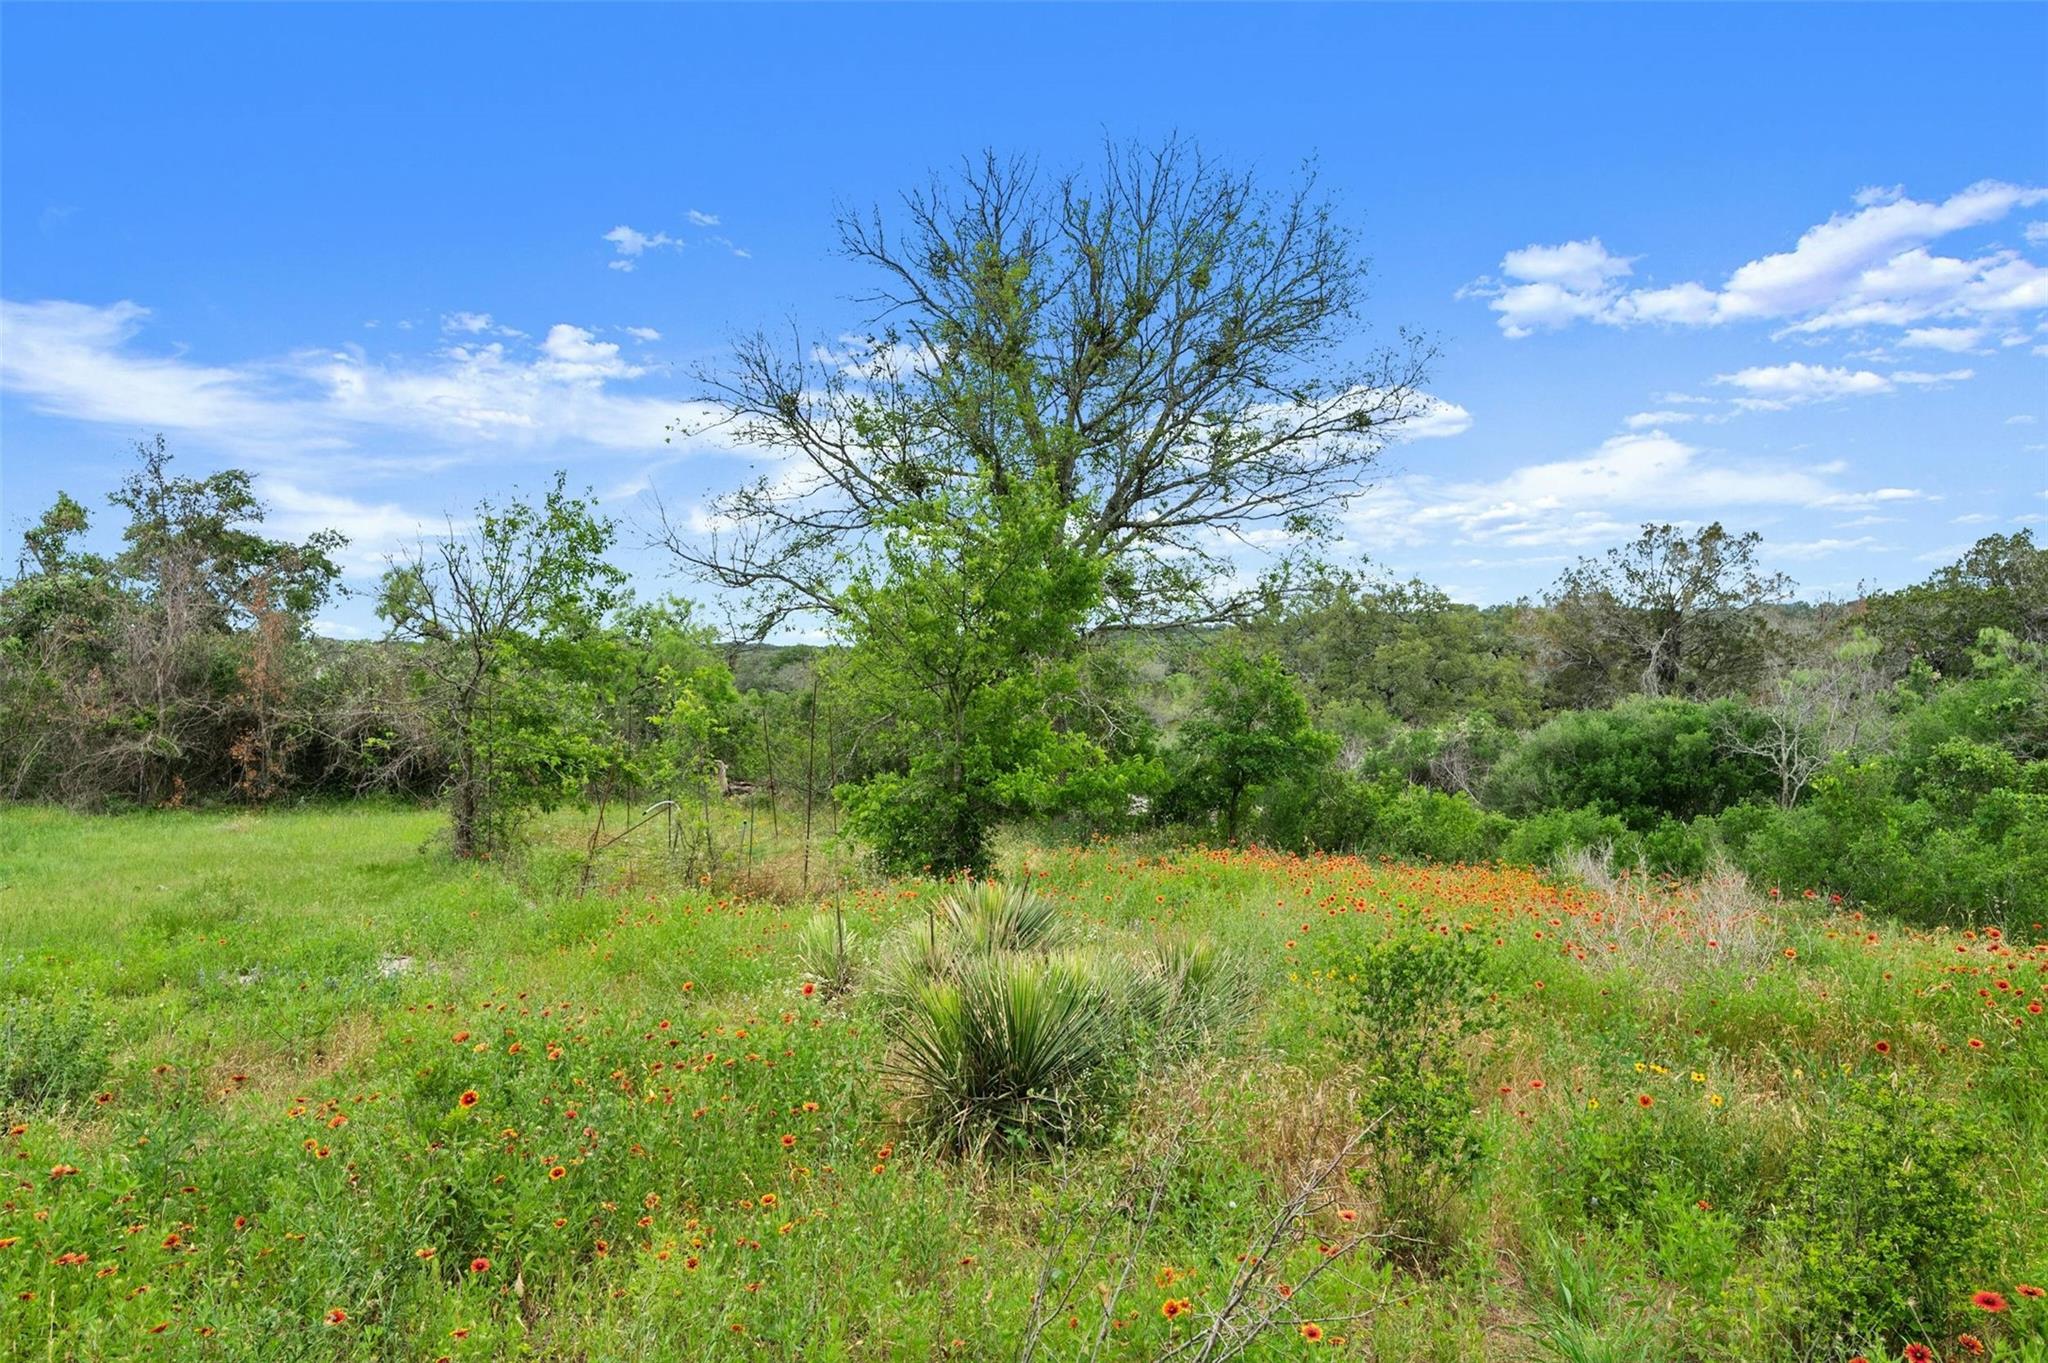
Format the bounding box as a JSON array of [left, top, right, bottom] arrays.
[[3, 3, 2044, 637]]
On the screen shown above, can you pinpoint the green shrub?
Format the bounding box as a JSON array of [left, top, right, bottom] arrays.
[[1484, 696, 1774, 830], [0, 993, 110, 1113], [1318, 930, 1494, 1267], [1272, 772, 1510, 863], [885, 951, 1123, 1153], [1780, 1077, 1988, 1348]]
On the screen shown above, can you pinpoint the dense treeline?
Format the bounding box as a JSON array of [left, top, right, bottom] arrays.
[[5, 437, 2042, 925]]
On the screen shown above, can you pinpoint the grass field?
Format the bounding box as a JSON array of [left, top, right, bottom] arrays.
[[1, 805, 2043, 1362]]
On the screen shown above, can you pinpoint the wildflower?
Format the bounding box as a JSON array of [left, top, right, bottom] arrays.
[[1958, 1335, 1986, 1356], [1337, 1208, 1358, 1223], [1160, 1298, 1190, 1320], [1637, 1093, 1654, 1108], [780, 1134, 797, 1149], [549, 1165, 566, 1180], [1299, 1322, 1324, 1342], [458, 1090, 479, 1108], [2017, 1283, 2045, 1299], [1971, 1290, 2008, 1312], [416, 1247, 436, 1260], [1906, 1345, 1934, 1363], [1967, 1037, 1985, 1050], [324, 1309, 348, 1327], [470, 1256, 490, 1274], [1874, 1040, 1892, 1055], [801, 982, 816, 997]]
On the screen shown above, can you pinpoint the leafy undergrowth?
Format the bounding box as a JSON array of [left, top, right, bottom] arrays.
[[1, 805, 2044, 1361]]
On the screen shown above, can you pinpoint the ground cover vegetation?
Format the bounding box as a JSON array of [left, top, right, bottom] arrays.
[[4, 139, 2045, 1360]]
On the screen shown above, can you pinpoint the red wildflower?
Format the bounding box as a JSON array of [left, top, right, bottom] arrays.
[[1299, 1322, 1324, 1343], [324, 1309, 348, 1327], [1971, 1290, 2008, 1312], [458, 1090, 479, 1108], [1905, 1345, 1934, 1363], [1874, 1040, 1892, 1055], [470, 1256, 490, 1274], [2017, 1283, 2045, 1299], [1637, 1093, 1654, 1108]]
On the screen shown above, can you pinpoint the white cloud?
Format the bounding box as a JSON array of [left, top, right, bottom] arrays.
[[1344, 431, 1924, 551], [1467, 181, 2048, 338], [2027, 222, 2048, 244], [1899, 325, 1986, 352], [603, 224, 680, 271], [1400, 395, 1474, 440], [623, 326, 661, 342], [1770, 535, 1887, 560], [1624, 410, 1698, 429], [1712, 361, 1972, 409], [1499, 238, 1634, 292], [2008, 414, 2038, 425], [0, 297, 718, 472], [684, 209, 721, 228]]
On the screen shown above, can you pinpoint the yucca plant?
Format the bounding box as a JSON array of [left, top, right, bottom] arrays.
[[885, 951, 1122, 1154], [936, 880, 1063, 956], [793, 910, 858, 997], [1128, 936, 1253, 1055]]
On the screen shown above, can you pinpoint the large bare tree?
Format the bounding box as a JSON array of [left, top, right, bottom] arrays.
[[656, 137, 1435, 636]]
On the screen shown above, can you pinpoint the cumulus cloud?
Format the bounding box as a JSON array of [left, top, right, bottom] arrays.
[[1466, 181, 2048, 338]]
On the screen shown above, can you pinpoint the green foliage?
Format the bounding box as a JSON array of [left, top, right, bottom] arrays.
[[834, 478, 1148, 875], [886, 950, 1124, 1154], [377, 474, 630, 857], [1781, 1077, 1988, 1348], [0, 993, 109, 1115], [1534, 521, 1793, 706], [1722, 632, 2048, 924], [1248, 570, 1541, 728], [1165, 646, 1337, 840], [1317, 929, 1494, 1265], [1270, 771, 1511, 863], [1862, 530, 2047, 676], [1484, 696, 1774, 830]]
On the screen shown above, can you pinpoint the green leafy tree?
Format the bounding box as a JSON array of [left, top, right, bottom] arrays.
[[377, 475, 627, 858], [1534, 522, 1793, 706], [658, 137, 1436, 637], [1170, 647, 1336, 841], [833, 477, 1148, 874], [1249, 569, 1540, 728], [1861, 531, 2047, 675], [1, 437, 343, 803]]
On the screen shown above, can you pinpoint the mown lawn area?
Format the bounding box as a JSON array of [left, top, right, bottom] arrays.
[[1, 805, 2042, 1361]]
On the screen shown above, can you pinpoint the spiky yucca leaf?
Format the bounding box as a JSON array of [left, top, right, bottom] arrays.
[[884, 951, 1119, 1153], [793, 912, 857, 995], [938, 880, 1062, 955]]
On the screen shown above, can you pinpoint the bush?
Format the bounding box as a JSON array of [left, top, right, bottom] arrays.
[[1316, 930, 1495, 1266], [0, 994, 109, 1114], [1267, 772, 1510, 863], [878, 882, 1246, 1155], [1780, 1078, 1988, 1349], [1484, 696, 1774, 829], [885, 951, 1123, 1154]]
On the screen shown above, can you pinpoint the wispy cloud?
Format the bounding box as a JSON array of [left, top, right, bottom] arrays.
[[0, 297, 721, 473], [1343, 430, 1927, 552], [603, 224, 679, 272]]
